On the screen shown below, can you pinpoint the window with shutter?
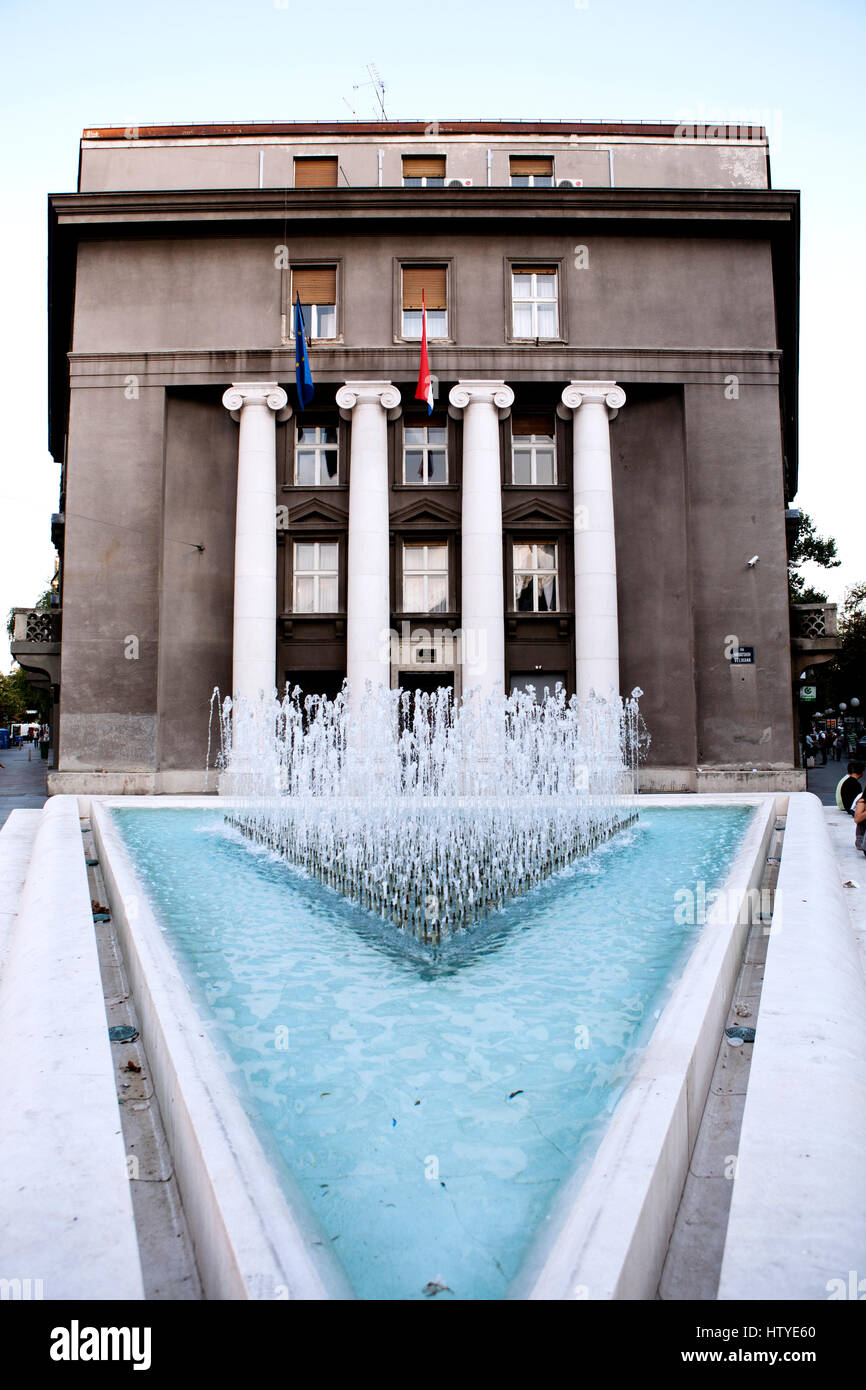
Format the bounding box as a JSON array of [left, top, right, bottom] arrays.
[[401, 264, 448, 339], [291, 265, 337, 339], [511, 413, 557, 485], [294, 157, 338, 187], [402, 155, 446, 186], [509, 156, 554, 187]]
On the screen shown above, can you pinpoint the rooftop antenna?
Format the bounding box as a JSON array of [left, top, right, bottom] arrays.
[[352, 62, 388, 120]]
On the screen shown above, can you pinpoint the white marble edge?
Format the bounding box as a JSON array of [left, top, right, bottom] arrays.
[[90, 798, 354, 1301], [717, 791, 866, 1300], [507, 791, 779, 1299], [0, 795, 145, 1300]]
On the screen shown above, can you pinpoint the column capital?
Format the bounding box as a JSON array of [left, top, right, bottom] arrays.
[[558, 380, 626, 421], [336, 381, 402, 420], [222, 381, 291, 422], [448, 380, 514, 420]]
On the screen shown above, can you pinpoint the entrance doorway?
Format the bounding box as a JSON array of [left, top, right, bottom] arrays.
[[284, 670, 346, 701], [398, 672, 455, 698], [510, 671, 568, 701]]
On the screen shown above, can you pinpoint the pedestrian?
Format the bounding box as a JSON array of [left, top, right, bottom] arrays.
[[836, 760, 865, 814], [835, 730, 847, 761]]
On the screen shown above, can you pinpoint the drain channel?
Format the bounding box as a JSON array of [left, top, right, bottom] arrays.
[[657, 814, 784, 1300], [80, 817, 203, 1300]]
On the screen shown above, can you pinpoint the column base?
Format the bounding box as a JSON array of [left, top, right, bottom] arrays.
[[47, 770, 218, 796], [637, 765, 806, 793]]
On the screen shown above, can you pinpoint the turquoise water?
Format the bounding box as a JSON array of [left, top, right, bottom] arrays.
[[112, 804, 755, 1301]]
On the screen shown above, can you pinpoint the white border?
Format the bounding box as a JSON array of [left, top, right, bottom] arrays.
[[718, 792, 866, 1299], [0, 796, 144, 1299], [91, 797, 354, 1301], [508, 792, 778, 1299]]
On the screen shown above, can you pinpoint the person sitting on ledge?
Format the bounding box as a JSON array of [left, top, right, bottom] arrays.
[[836, 760, 865, 815]]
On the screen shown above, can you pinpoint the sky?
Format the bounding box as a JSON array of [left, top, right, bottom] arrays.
[[1, 0, 863, 670]]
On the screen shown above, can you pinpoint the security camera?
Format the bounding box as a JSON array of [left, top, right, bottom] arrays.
[[747, 555, 759, 567]]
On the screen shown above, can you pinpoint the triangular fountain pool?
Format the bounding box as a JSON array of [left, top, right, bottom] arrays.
[[112, 802, 755, 1300]]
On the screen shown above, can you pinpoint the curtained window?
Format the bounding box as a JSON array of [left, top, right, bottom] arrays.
[[513, 541, 558, 612], [403, 543, 448, 613], [293, 541, 339, 612]]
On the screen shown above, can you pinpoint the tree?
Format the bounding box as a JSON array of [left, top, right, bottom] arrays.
[[788, 512, 840, 604], [0, 665, 49, 725], [824, 584, 866, 711]]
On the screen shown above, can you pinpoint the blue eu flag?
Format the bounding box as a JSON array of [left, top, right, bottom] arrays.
[[294, 294, 314, 410]]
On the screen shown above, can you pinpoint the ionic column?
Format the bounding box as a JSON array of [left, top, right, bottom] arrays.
[[448, 380, 514, 699], [558, 380, 626, 701], [222, 381, 291, 703], [337, 381, 401, 694]]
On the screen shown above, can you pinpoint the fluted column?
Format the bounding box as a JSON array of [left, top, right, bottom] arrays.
[[448, 380, 514, 699], [337, 381, 401, 694], [558, 380, 626, 700], [222, 381, 291, 703]]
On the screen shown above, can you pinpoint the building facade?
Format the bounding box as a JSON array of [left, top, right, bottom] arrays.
[[35, 120, 803, 792]]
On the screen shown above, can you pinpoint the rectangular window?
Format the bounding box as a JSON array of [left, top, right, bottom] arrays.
[[403, 420, 448, 484], [509, 155, 554, 187], [402, 155, 446, 187], [294, 157, 338, 188], [511, 414, 557, 485], [513, 541, 558, 612], [512, 266, 559, 339], [402, 264, 447, 339], [293, 541, 339, 613], [295, 424, 338, 486], [403, 542, 448, 614], [291, 266, 337, 340]]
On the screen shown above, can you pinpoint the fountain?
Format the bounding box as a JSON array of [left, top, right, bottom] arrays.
[[98, 689, 782, 1302], [213, 683, 646, 942]]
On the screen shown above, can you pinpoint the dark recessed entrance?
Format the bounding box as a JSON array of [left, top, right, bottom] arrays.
[[510, 671, 568, 701], [397, 672, 455, 698], [284, 669, 346, 702]]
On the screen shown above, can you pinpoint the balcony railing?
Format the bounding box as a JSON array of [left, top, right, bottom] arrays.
[[791, 603, 839, 640], [11, 607, 61, 644]]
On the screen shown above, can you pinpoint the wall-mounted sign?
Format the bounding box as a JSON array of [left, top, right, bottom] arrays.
[[730, 646, 754, 665], [800, 685, 817, 701]]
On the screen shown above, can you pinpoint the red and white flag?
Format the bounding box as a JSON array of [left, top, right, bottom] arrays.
[[414, 291, 434, 415]]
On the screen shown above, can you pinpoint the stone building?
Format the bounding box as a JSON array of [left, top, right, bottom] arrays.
[[28, 119, 804, 791]]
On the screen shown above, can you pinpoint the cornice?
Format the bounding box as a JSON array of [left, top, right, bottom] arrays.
[[80, 120, 760, 141], [66, 345, 784, 389], [49, 186, 800, 229]]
